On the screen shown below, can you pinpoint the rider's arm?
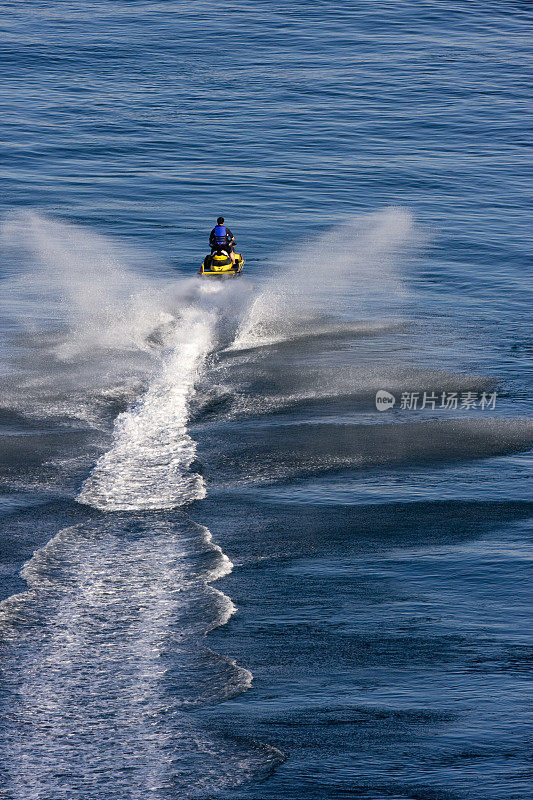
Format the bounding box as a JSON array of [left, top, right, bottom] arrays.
[[226, 228, 235, 243]]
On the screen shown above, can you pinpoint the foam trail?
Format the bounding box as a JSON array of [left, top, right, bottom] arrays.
[[232, 207, 416, 350], [78, 306, 213, 510], [0, 214, 282, 796], [0, 515, 277, 800]]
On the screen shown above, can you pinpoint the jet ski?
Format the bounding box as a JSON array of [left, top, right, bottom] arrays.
[[199, 249, 244, 278]]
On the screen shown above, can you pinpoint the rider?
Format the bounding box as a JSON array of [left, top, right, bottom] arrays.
[[209, 217, 236, 264]]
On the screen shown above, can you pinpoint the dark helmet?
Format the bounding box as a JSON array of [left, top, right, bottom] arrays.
[[217, 216, 224, 225]]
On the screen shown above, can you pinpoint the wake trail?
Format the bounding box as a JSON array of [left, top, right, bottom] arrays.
[[0, 213, 280, 797], [0, 516, 281, 800], [78, 306, 213, 511], [0, 208, 453, 797]]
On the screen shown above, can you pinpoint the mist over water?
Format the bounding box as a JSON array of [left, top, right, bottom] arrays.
[[232, 207, 414, 349], [0, 207, 428, 505], [0, 1, 532, 798]]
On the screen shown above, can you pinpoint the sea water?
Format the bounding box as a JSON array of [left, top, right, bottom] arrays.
[[0, 2, 532, 798]]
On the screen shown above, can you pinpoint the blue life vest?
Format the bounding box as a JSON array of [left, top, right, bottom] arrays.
[[214, 225, 227, 245]]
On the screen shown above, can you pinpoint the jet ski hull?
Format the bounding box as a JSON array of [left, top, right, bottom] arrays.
[[199, 252, 244, 278]]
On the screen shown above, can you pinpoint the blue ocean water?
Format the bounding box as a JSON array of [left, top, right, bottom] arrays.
[[0, 1, 532, 798]]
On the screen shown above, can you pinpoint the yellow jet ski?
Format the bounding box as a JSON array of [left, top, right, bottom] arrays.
[[199, 250, 244, 278]]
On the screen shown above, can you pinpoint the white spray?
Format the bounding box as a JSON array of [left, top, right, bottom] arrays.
[[232, 206, 416, 349]]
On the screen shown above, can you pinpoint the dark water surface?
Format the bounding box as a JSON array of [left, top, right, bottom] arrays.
[[0, 1, 532, 798]]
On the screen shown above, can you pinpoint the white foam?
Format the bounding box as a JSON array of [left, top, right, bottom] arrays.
[[78, 307, 213, 510], [0, 516, 270, 799]]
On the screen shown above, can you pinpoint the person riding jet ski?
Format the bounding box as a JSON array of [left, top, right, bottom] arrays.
[[209, 217, 236, 264]]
